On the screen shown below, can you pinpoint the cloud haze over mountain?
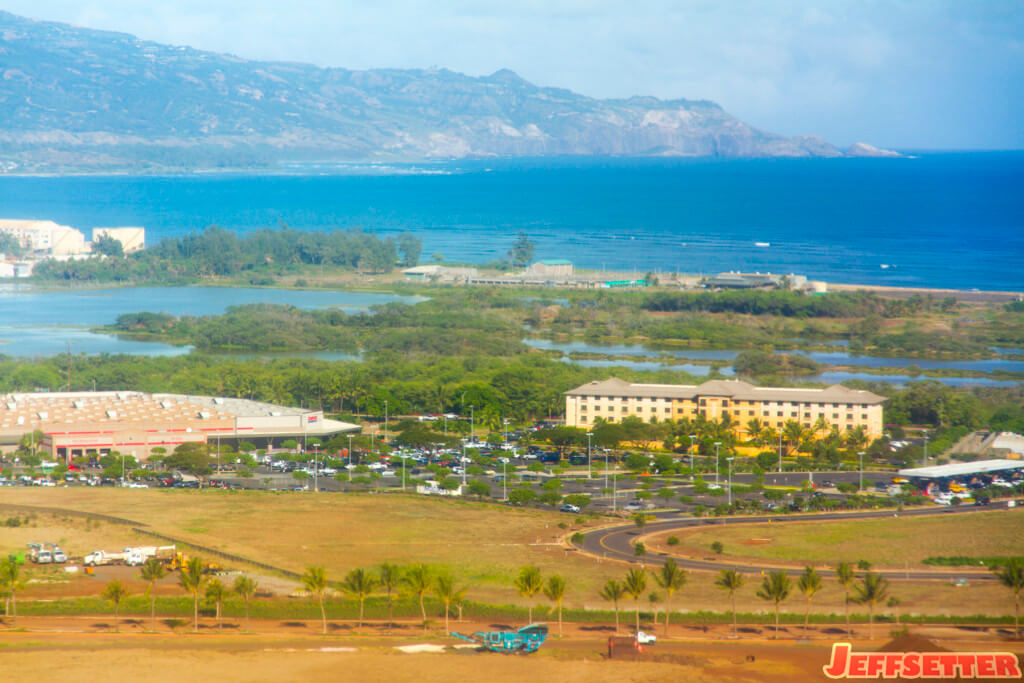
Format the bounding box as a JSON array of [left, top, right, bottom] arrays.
[[3, 1, 1022, 150]]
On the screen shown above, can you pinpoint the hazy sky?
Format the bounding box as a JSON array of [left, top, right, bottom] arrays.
[[6, 1, 1023, 149]]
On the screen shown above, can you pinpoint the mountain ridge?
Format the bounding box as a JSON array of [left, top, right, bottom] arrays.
[[0, 10, 888, 172]]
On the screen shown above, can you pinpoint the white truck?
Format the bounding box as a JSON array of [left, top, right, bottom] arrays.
[[123, 545, 176, 566], [83, 549, 131, 566]]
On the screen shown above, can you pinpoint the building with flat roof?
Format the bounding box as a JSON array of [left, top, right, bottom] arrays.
[[564, 377, 885, 438], [0, 391, 359, 461], [93, 227, 145, 253], [0, 219, 88, 256]]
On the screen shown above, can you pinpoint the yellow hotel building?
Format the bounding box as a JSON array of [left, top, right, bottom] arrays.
[[564, 378, 885, 439]]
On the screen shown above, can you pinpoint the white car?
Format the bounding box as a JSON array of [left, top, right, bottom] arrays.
[[636, 631, 657, 644]]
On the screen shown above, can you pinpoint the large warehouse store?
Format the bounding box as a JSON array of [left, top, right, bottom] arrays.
[[0, 391, 359, 461]]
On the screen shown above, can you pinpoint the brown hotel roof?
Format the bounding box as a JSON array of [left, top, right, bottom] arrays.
[[564, 378, 886, 405]]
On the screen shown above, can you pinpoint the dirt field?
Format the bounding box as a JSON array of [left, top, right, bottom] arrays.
[[4, 616, 1022, 683]]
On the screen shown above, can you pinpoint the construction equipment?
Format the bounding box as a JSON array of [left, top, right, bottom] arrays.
[[450, 623, 548, 654]]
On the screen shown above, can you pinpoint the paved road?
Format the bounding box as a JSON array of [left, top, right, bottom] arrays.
[[577, 504, 1002, 581]]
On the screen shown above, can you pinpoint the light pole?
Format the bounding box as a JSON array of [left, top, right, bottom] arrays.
[[443, 414, 447, 436], [461, 443, 467, 488], [612, 467, 617, 512], [586, 431, 592, 479], [503, 459, 508, 501], [778, 431, 783, 473], [714, 441, 721, 486], [922, 431, 928, 467], [470, 405, 475, 444], [313, 445, 319, 492], [401, 455, 406, 493], [603, 443, 609, 491], [689, 434, 697, 475], [727, 457, 735, 506], [347, 434, 354, 467], [503, 418, 510, 445], [384, 400, 389, 447], [858, 451, 865, 491]]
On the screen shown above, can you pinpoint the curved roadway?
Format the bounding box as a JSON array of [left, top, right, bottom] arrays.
[[577, 505, 1000, 581]]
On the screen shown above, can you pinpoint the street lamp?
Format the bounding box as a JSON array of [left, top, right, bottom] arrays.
[[313, 444, 319, 493], [858, 451, 865, 491], [778, 431, 783, 473], [922, 431, 928, 467], [470, 405, 475, 444], [603, 438, 609, 491], [347, 434, 354, 467], [503, 459, 508, 501], [384, 400, 389, 447], [689, 434, 697, 475], [612, 466, 618, 513], [586, 431, 592, 479], [461, 442, 467, 487], [503, 418, 510, 445], [727, 457, 735, 506], [714, 441, 721, 486]]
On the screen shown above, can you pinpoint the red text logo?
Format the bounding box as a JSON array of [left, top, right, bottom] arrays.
[[823, 643, 1022, 679]]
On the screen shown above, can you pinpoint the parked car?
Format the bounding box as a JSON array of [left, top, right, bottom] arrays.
[[559, 504, 581, 513], [636, 631, 657, 644]]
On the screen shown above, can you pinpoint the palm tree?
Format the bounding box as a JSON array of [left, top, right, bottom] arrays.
[[301, 566, 330, 635], [756, 571, 791, 639], [599, 579, 626, 633], [378, 563, 401, 634], [835, 562, 856, 637], [514, 566, 543, 624], [622, 568, 648, 635], [404, 564, 432, 631], [102, 579, 129, 632], [543, 575, 567, 637], [232, 575, 257, 633], [1, 556, 25, 627], [782, 421, 807, 457], [342, 568, 378, 632], [746, 418, 764, 446], [715, 569, 745, 639], [852, 572, 889, 640], [178, 557, 206, 632], [992, 559, 1024, 639], [140, 558, 166, 632], [205, 578, 228, 631], [797, 567, 822, 634], [812, 416, 830, 441], [653, 559, 687, 637], [434, 574, 465, 634]]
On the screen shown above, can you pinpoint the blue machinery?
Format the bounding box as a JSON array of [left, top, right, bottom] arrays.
[[450, 623, 549, 654]]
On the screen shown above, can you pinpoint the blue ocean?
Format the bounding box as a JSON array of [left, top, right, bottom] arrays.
[[0, 152, 1021, 291]]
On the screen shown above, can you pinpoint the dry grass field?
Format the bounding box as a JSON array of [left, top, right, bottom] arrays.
[[1, 489, 1020, 618], [647, 508, 1024, 569]]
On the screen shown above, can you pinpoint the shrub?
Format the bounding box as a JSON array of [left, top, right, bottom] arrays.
[[666, 536, 680, 546]]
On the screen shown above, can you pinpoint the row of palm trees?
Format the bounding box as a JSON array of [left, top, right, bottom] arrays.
[[596, 561, 894, 640], [7, 555, 1024, 639], [299, 563, 467, 635]]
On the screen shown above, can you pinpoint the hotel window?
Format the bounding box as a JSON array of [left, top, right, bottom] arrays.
[[664, 407, 671, 413], [804, 412, 810, 418], [833, 413, 839, 419], [749, 410, 755, 416], [621, 407, 628, 413], [699, 399, 706, 406], [790, 411, 797, 417], [777, 411, 783, 417], [847, 414, 853, 421], [722, 400, 729, 407], [861, 414, 867, 420]]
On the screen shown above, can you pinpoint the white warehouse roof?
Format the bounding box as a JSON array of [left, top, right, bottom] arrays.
[[898, 459, 1024, 480]]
